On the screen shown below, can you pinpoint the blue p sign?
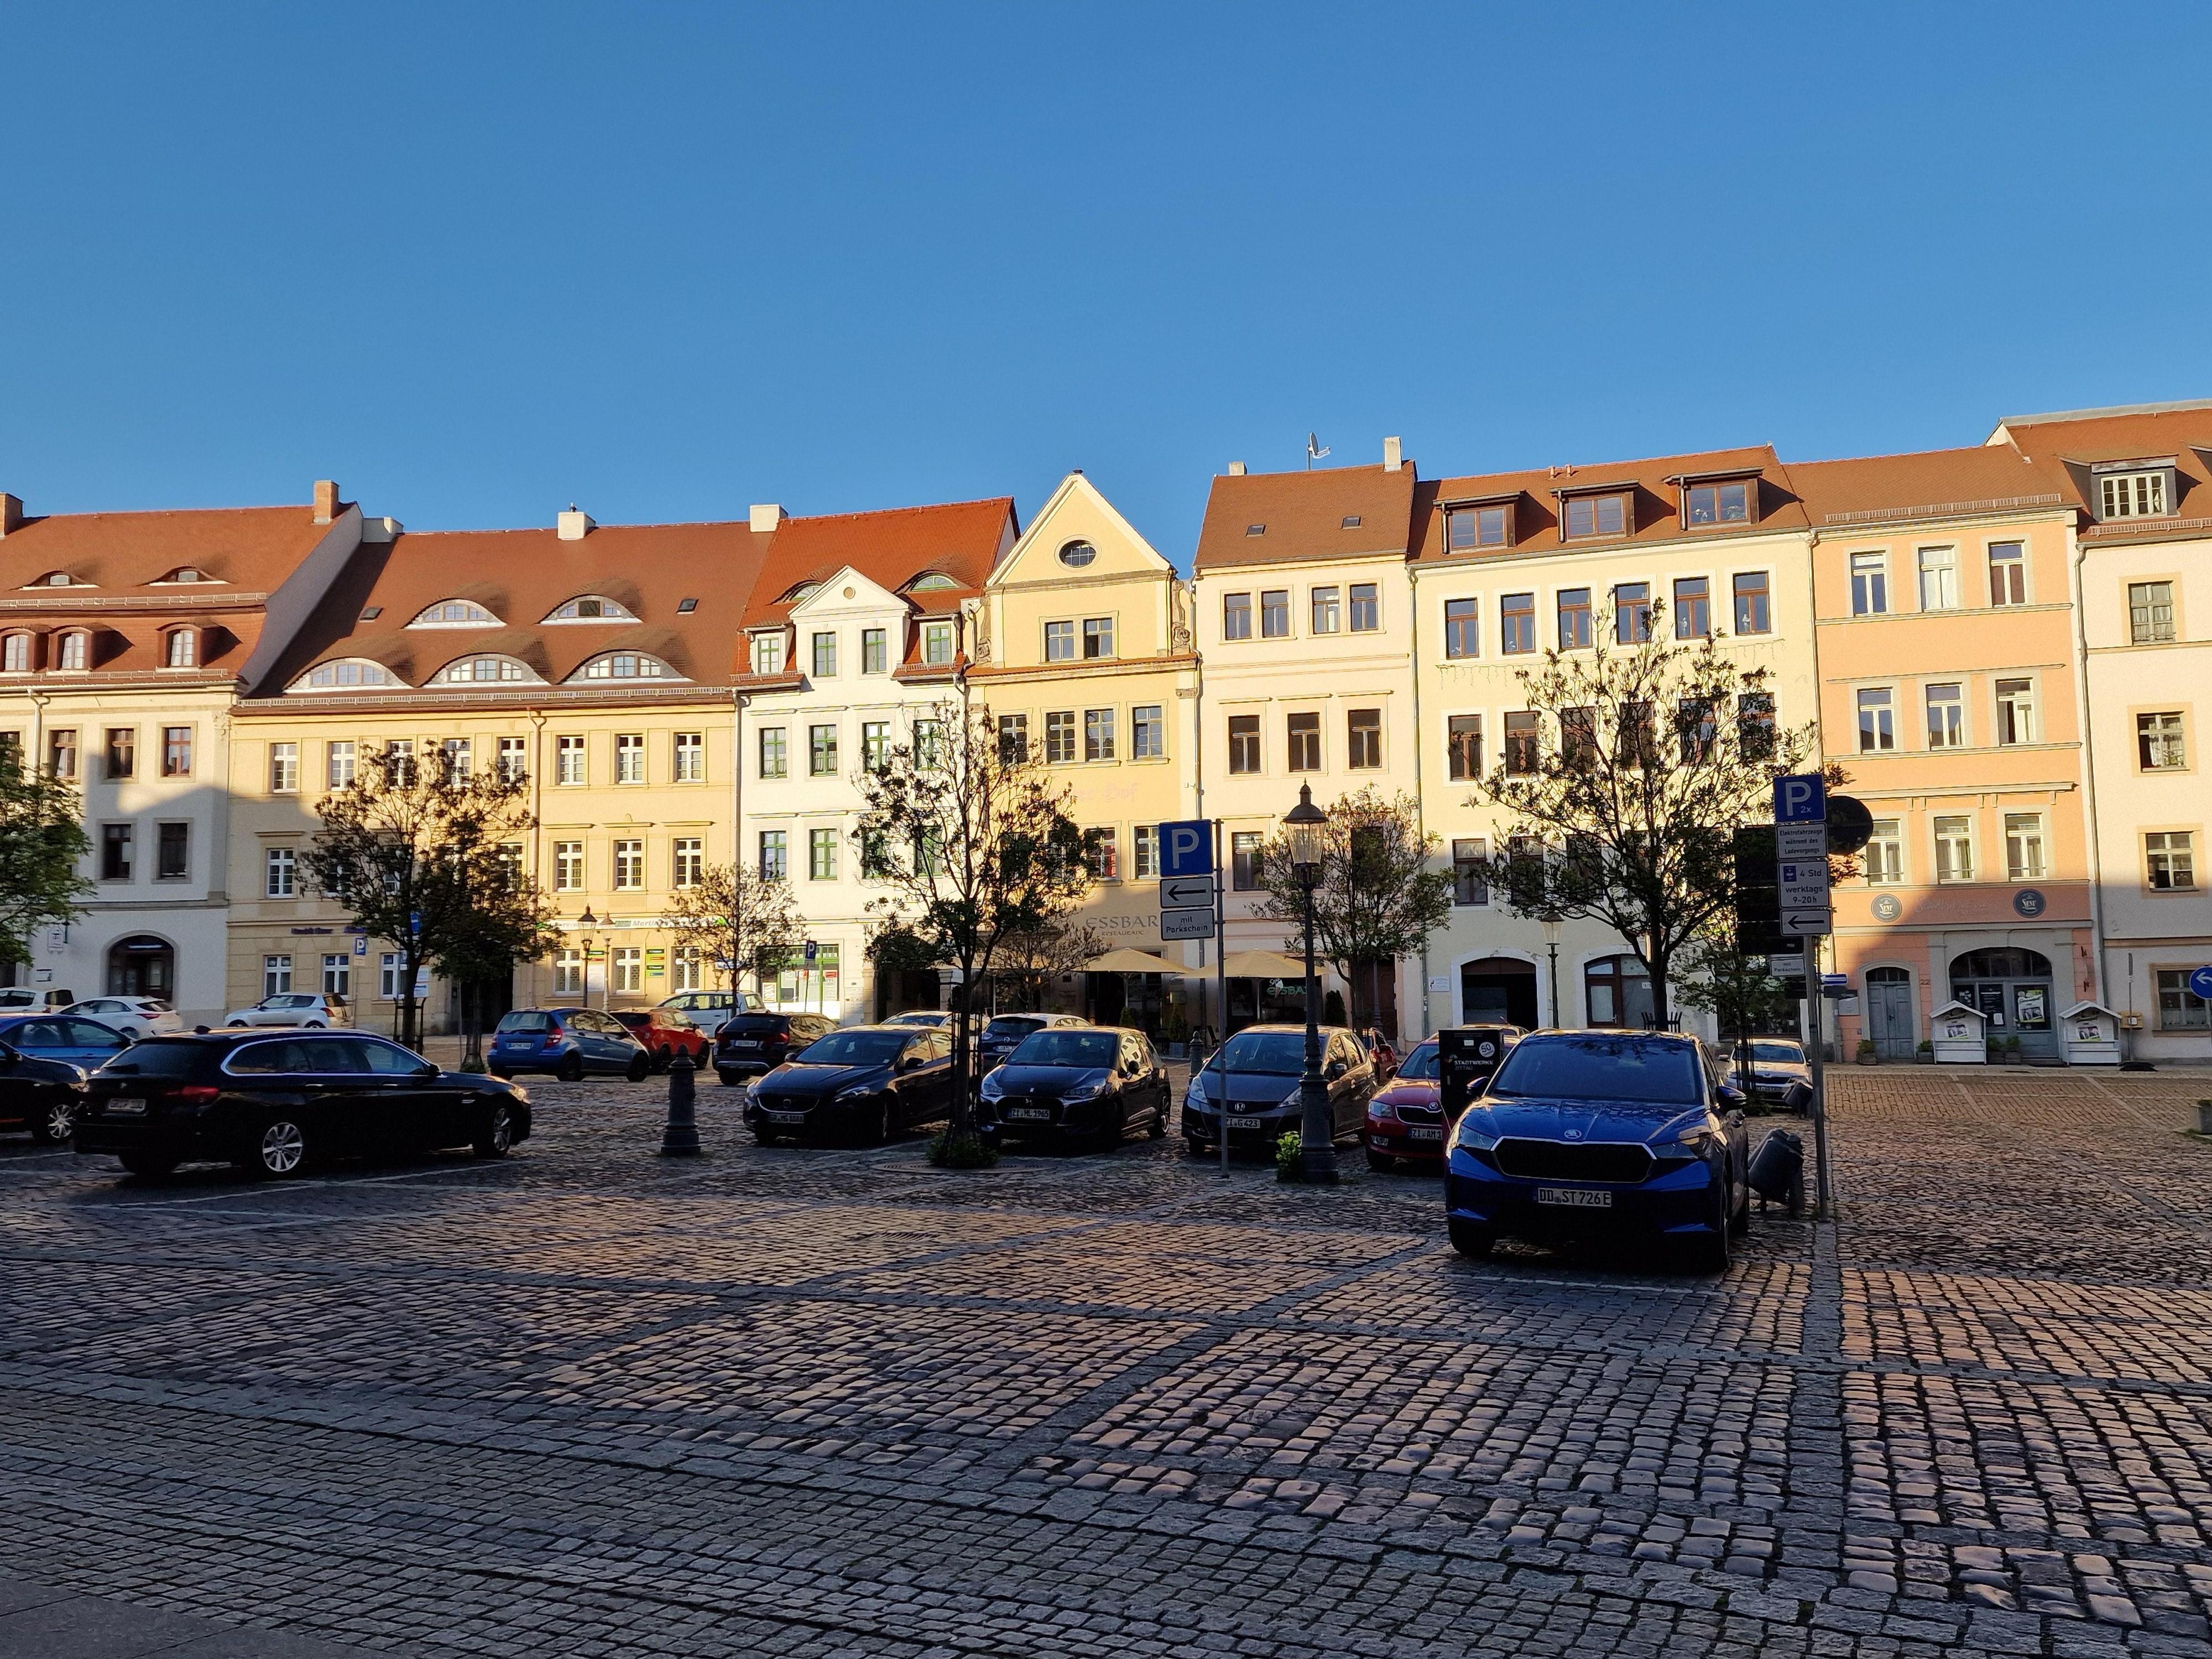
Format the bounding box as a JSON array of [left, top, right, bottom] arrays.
[[1773, 774, 1827, 823], [1158, 820, 1213, 878]]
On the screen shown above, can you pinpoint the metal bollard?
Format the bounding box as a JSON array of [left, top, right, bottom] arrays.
[[659, 1051, 703, 1157]]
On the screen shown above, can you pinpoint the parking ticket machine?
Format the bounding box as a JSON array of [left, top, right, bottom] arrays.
[[1438, 1025, 1517, 1117]]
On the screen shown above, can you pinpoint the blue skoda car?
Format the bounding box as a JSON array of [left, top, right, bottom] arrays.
[[1445, 1031, 1751, 1271]]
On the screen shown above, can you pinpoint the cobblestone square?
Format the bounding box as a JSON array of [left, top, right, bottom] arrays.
[[3, 1066, 2211, 1656]]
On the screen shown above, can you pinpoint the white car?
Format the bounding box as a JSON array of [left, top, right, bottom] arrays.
[[64, 997, 185, 1040], [882, 1010, 950, 1029], [223, 992, 352, 1029]]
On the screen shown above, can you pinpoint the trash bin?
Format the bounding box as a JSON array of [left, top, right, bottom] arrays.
[[1747, 1127, 1805, 1216]]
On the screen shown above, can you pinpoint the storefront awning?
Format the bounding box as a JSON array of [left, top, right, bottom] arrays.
[[1086, 948, 1178, 974], [1221, 950, 1311, 980]]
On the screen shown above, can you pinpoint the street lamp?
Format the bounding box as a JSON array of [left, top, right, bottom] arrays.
[[1540, 914, 1562, 1029], [1283, 784, 1337, 1184], [577, 908, 598, 1009]]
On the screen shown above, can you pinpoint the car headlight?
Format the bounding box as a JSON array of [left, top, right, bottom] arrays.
[[1062, 1081, 1102, 1101], [1670, 1119, 1719, 1147], [1185, 1081, 1211, 1107], [1455, 1110, 1500, 1151], [834, 1084, 875, 1102], [980, 1072, 1005, 1099]]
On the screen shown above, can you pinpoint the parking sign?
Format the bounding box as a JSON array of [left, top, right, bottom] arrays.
[[1773, 774, 1827, 823], [1157, 820, 1213, 878]]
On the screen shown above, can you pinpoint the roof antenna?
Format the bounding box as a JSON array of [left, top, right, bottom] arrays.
[[1305, 433, 1331, 470]]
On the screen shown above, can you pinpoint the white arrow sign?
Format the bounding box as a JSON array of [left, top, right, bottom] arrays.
[[1160, 875, 1215, 910]]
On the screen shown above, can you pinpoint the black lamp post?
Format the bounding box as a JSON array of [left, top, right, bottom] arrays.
[[1284, 784, 1337, 1184], [577, 908, 598, 1009], [1541, 914, 1562, 1029]]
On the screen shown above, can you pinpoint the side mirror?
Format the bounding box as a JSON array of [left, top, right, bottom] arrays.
[[1716, 1084, 1747, 1110], [1325, 1059, 1348, 1082], [415, 1060, 440, 1079]]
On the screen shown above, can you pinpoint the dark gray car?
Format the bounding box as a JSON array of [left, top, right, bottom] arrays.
[[1181, 1024, 1375, 1155]]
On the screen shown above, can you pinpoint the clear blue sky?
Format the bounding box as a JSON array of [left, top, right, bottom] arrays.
[[4, 4, 2206, 562]]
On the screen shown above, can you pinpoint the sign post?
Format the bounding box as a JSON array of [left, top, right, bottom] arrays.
[[1158, 818, 1225, 1177], [1774, 775, 1834, 1220]]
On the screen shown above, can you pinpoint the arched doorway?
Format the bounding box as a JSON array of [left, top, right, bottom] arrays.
[[106, 935, 175, 999], [1865, 966, 1914, 1058], [1948, 946, 2056, 1060], [1460, 956, 1538, 1029], [1585, 954, 1655, 1029]]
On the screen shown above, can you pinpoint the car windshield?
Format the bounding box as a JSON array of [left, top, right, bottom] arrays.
[[614, 1013, 650, 1028], [984, 1017, 1045, 1040], [1395, 1041, 1439, 1080], [497, 1011, 554, 1033], [722, 1014, 787, 1035], [1748, 1041, 1804, 1063], [794, 1031, 906, 1066], [93, 1040, 209, 1077], [1485, 1035, 1704, 1105], [1208, 1031, 1306, 1077], [1011, 1030, 1118, 1068]]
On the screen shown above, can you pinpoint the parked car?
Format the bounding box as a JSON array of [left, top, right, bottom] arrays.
[[745, 1025, 954, 1145], [0, 1013, 135, 1072], [74, 1029, 531, 1180], [1723, 1039, 1812, 1110], [978, 1012, 1088, 1073], [980, 1025, 1170, 1147], [0, 988, 77, 1014], [64, 997, 185, 1040], [711, 1011, 837, 1086], [1446, 1030, 1751, 1271], [659, 990, 758, 1019], [1181, 1024, 1376, 1155], [223, 992, 351, 1028], [882, 1010, 951, 1029], [0, 1032, 88, 1145], [487, 1008, 651, 1081], [613, 1008, 711, 1071], [1363, 1038, 1446, 1170]]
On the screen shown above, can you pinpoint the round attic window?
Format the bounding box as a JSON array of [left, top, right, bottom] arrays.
[[1058, 539, 1097, 568], [843, 586, 857, 599]]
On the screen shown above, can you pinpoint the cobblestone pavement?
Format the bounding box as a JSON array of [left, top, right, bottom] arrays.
[[3, 1064, 2210, 1657]]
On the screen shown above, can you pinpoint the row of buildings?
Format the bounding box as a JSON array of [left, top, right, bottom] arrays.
[[2, 400, 2207, 1063]]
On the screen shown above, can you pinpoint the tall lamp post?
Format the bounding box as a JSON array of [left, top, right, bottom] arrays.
[[576, 908, 598, 1009], [1284, 784, 1337, 1184], [1541, 914, 1562, 1029]]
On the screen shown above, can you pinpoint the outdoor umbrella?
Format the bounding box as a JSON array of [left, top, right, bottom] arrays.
[[1219, 949, 1310, 980], [1084, 948, 1180, 974]]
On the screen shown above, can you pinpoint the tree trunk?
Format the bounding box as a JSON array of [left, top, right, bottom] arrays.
[[461, 980, 484, 1070], [1647, 946, 1671, 1030], [948, 967, 975, 1134]]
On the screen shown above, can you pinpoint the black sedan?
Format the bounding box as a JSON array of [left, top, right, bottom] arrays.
[[74, 1030, 531, 1180], [1181, 1024, 1376, 1155], [0, 1035, 87, 1146], [745, 1025, 954, 1145], [980, 1026, 1171, 1148]]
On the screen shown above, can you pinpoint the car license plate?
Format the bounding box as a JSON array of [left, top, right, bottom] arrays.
[[766, 1110, 804, 1125], [1227, 1115, 1266, 1130], [1535, 1187, 1610, 1208], [106, 1098, 146, 1115], [1007, 1107, 1051, 1121], [1408, 1126, 1442, 1142]]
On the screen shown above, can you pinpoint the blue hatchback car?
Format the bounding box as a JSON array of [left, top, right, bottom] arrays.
[[1444, 1030, 1751, 1271], [488, 1008, 651, 1081], [0, 1013, 134, 1072]]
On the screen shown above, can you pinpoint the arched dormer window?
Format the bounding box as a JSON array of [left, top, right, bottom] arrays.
[[291, 658, 403, 692], [428, 654, 540, 685], [409, 598, 500, 628], [152, 566, 215, 585], [161, 628, 199, 669], [567, 651, 681, 683], [776, 582, 819, 605], [545, 595, 638, 623], [25, 571, 77, 589], [908, 572, 963, 592], [1, 633, 35, 672], [54, 631, 91, 672]]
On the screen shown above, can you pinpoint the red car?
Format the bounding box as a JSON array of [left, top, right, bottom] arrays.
[[1363, 1039, 1448, 1170], [613, 1008, 711, 1071]]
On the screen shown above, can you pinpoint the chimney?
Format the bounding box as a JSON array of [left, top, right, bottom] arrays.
[[749, 503, 786, 533], [1227, 461, 1246, 476], [1383, 437, 1403, 473], [312, 479, 340, 524], [0, 493, 22, 536], [557, 504, 596, 541]]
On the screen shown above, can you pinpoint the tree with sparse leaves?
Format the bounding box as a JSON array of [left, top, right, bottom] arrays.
[[1675, 923, 1801, 1051], [0, 749, 90, 971], [660, 861, 801, 1006], [992, 918, 1104, 1011]]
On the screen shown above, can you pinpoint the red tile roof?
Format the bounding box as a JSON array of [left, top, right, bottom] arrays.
[[734, 496, 1015, 635], [1785, 444, 2065, 527], [1194, 465, 1418, 571]]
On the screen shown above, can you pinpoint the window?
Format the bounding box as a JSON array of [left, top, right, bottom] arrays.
[[1732, 571, 1771, 634], [1989, 542, 2028, 607], [1133, 825, 1159, 879], [1286, 712, 1321, 771], [314, 742, 350, 794], [1311, 587, 1341, 634], [2156, 968, 2211, 1031], [1448, 503, 1510, 549], [1447, 714, 1483, 780], [672, 837, 703, 889], [268, 742, 298, 793], [557, 734, 586, 784], [409, 598, 498, 628], [1261, 589, 1290, 638], [923, 621, 956, 665], [264, 956, 294, 997], [1934, 815, 1974, 882], [1083, 827, 1119, 880], [1678, 697, 1718, 765], [165, 629, 197, 668], [101, 823, 132, 880], [2138, 711, 2186, 770], [810, 632, 837, 679], [1864, 820, 1903, 885], [265, 847, 297, 898], [671, 947, 702, 992], [750, 633, 786, 675], [1452, 838, 1489, 906], [759, 831, 787, 881], [1584, 956, 1654, 1029], [1737, 692, 1776, 760], [440, 738, 471, 785], [1615, 703, 1657, 769], [55, 632, 86, 671], [759, 727, 787, 779], [1996, 678, 2037, 745], [808, 827, 837, 881], [296, 658, 399, 691], [1223, 593, 1252, 640], [2100, 471, 2167, 519], [1562, 493, 1627, 539], [1673, 577, 1709, 639], [1926, 683, 1965, 748], [156, 821, 187, 880], [1231, 832, 1264, 891], [1349, 583, 1379, 632], [1444, 598, 1479, 659], [1685, 479, 1750, 525], [1228, 714, 1260, 774], [49, 729, 77, 780], [1856, 687, 1895, 752], [1918, 546, 1958, 611], [1505, 712, 1540, 775], [2129, 581, 2176, 644], [1084, 708, 1116, 761], [553, 950, 583, 995], [1045, 711, 1076, 764], [492, 843, 522, 893], [1082, 617, 1114, 659], [1058, 539, 1097, 568], [612, 948, 642, 994], [1334, 707, 1378, 770], [668, 732, 702, 784], [549, 595, 639, 622], [1557, 588, 1592, 649], [998, 714, 1029, 763], [322, 954, 351, 999], [1133, 705, 1164, 759], [162, 727, 192, 777], [1850, 551, 1888, 616], [2147, 831, 2196, 890], [612, 839, 644, 890], [430, 655, 535, 685], [2004, 812, 2047, 880], [862, 721, 890, 773], [1561, 706, 1599, 770], [105, 729, 134, 780], [2, 634, 28, 672], [808, 724, 837, 776], [1045, 620, 1075, 662], [1501, 592, 1536, 654], [1614, 582, 1651, 643], [377, 952, 405, 1000], [554, 841, 583, 891], [597, 733, 635, 785], [496, 737, 527, 782], [862, 628, 888, 674]]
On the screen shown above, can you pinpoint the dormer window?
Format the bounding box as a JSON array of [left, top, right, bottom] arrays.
[[749, 632, 787, 675], [409, 598, 500, 628], [2095, 463, 2174, 521], [1683, 478, 1752, 526], [153, 566, 212, 585], [293, 658, 401, 691], [777, 582, 820, 605], [163, 628, 198, 669], [570, 651, 679, 682], [55, 632, 89, 671], [429, 654, 539, 685], [1446, 502, 1512, 550], [546, 595, 639, 622], [910, 571, 964, 591], [922, 620, 956, 666], [2, 633, 33, 672], [1561, 491, 1631, 540], [29, 571, 75, 588]]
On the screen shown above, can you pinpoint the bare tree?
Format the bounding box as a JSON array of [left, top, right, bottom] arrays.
[[993, 918, 1105, 1011], [659, 861, 801, 1005]]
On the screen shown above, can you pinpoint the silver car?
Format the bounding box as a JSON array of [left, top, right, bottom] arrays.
[[222, 992, 352, 1029], [64, 997, 185, 1040]]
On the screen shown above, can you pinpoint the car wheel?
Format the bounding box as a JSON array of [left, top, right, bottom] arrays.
[[118, 1153, 176, 1179], [305, 1021, 325, 1030], [1185, 1137, 1213, 1159], [252, 1119, 309, 1178], [1730, 1170, 1751, 1235], [1448, 1220, 1494, 1258], [751, 1131, 779, 1146], [868, 1100, 890, 1145], [1365, 1147, 1395, 1173], [473, 1103, 513, 1159], [36, 1099, 77, 1145], [651, 1045, 672, 1073], [625, 1051, 650, 1083], [227, 1019, 248, 1027], [556, 1052, 585, 1083], [716, 1070, 742, 1088], [1691, 1193, 1733, 1274], [1146, 1101, 1167, 1139]]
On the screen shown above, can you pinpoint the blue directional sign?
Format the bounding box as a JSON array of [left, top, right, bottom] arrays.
[[1773, 774, 1827, 823], [2190, 965, 2212, 1001], [1157, 820, 1214, 878]]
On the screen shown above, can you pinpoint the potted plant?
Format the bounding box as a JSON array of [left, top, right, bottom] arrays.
[[1855, 1036, 1878, 1067], [1985, 1036, 2004, 1065], [1275, 1130, 1303, 1183], [2004, 1035, 2024, 1066], [1916, 1039, 1933, 1065]]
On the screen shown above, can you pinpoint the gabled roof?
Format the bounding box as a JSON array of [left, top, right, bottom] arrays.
[[1194, 463, 1418, 572], [1987, 403, 2212, 531], [1786, 444, 2067, 529], [735, 497, 1016, 634]]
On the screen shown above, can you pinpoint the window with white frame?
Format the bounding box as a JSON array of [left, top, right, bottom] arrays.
[[440, 738, 470, 784], [750, 633, 785, 675], [1133, 824, 1159, 879], [1084, 708, 1115, 761], [2137, 711, 2186, 770], [554, 950, 584, 994], [1864, 820, 1903, 885], [1934, 815, 1974, 883], [1045, 711, 1076, 764], [1349, 583, 1379, 632], [1083, 827, 1118, 880], [2099, 471, 2167, 519], [326, 740, 355, 790], [56, 632, 87, 670], [613, 839, 644, 890], [1080, 618, 1113, 660], [672, 946, 702, 991], [322, 954, 351, 998], [1850, 551, 1888, 616], [264, 955, 293, 997], [265, 847, 296, 898], [385, 739, 416, 787], [1857, 687, 1895, 752], [924, 620, 956, 665], [612, 947, 642, 993], [1996, 677, 2037, 744], [498, 736, 527, 782], [1310, 587, 1342, 634], [1917, 546, 1958, 610], [1222, 593, 1252, 640], [615, 733, 645, 784], [1132, 705, 1164, 759], [672, 837, 703, 889], [165, 629, 197, 667], [2129, 581, 2176, 644], [2146, 831, 2196, 890], [556, 734, 585, 784], [554, 841, 583, 891], [811, 632, 836, 677], [269, 742, 299, 793], [1989, 542, 2028, 606], [1925, 683, 1965, 748], [2004, 812, 2046, 880], [1045, 620, 1074, 662], [380, 952, 405, 999], [2156, 968, 2210, 1030]]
